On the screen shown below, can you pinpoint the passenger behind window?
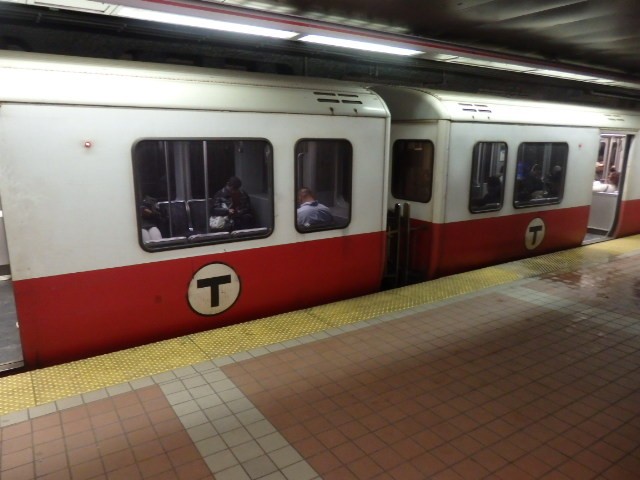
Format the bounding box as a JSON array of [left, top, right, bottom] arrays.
[[211, 176, 255, 231], [604, 167, 620, 193], [545, 165, 563, 197], [140, 196, 163, 242], [521, 164, 545, 200], [297, 187, 334, 229]]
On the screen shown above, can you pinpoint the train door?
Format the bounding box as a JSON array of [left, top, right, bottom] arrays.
[[383, 123, 439, 287], [0, 192, 23, 372], [585, 133, 631, 242]]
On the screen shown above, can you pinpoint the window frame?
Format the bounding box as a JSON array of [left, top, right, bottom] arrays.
[[294, 138, 353, 233], [513, 142, 568, 209], [391, 139, 434, 204], [133, 137, 274, 252], [468, 141, 508, 214]]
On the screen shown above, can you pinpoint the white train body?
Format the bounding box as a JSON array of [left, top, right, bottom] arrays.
[[0, 52, 638, 367]]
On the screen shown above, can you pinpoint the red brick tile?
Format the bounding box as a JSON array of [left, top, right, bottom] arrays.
[[353, 432, 387, 455], [2, 432, 32, 454], [372, 447, 405, 470], [391, 437, 425, 460], [86, 399, 115, 416], [557, 459, 598, 480], [62, 417, 92, 436], [33, 438, 66, 461], [94, 422, 124, 442], [96, 436, 129, 456], [127, 426, 157, 446], [316, 428, 348, 449], [167, 444, 202, 468], [90, 411, 119, 429], [159, 431, 192, 452], [388, 461, 424, 480], [113, 391, 142, 408], [493, 463, 536, 480], [122, 414, 152, 434], [348, 455, 384, 479], [104, 464, 142, 480], [333, 441, 366, 464], [153, 418, 183, 437], [60, 405, 89, 423], [308, 450, 342, 474], [293, 436, 325, 457], [2, 421, 32, 441], [31, 413, 61, 431], [1, 463, 35, 480], [118, 404, 146, 422], [67, 444, 100, 466], [102, 448, 136, 473], [1, 446, 34, 471], [412, 451, 447, 476], [452, 458, 490, 480], [70, 458, 105, 480], [137, 454, 173, 478], [32, 425, 63, 445], [323, 466, 359, 480], [34, 452, 67, 477], [175, 459, 212, 480]]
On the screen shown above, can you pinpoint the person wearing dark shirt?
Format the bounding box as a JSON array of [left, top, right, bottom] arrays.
[[212, 176, 254, 230]]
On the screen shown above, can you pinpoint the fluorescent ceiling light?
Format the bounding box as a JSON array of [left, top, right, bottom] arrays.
[[116, 6, 298, 39], [299, 34, 422, 56], [532, 69, 599, 82]]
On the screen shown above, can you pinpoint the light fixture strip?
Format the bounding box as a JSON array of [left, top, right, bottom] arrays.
[[299, 34, 422, 56], [115, 6, 298, 39]]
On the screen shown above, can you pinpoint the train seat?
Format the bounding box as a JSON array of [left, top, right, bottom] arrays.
[[188, 199, 214, 233], [157, 201, 191, 238]]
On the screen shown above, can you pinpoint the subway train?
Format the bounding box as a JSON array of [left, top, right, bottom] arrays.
[[0, 50, 638, 368]]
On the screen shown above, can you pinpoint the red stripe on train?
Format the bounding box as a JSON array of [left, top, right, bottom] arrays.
[[616, 198, 640, 237], [409, 206, 591, 278], [14, 232, 385, 368]]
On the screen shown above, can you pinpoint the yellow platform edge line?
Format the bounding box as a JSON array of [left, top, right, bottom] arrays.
[[1, 234, 639, 415]]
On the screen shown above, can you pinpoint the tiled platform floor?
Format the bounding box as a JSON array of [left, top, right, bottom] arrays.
[[1, 248, 639, 479]]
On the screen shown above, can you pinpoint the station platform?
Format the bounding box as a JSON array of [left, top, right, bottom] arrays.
[[0, 236, 639, 480]]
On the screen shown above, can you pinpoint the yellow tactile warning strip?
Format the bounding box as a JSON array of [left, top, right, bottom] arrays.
[[1, 234, 639, 416]]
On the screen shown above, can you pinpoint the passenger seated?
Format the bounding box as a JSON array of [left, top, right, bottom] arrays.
[[545, 165, 563, 197], [297, 187, 334, 228], [140, 196, 163, 242], [603, 168, 620, 193], [521, 164, 545, 200], [211, 176, 255, 230]]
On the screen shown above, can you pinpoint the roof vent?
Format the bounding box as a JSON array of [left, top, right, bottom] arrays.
[[314, 91, 363, 105], [605, 114, 625, 122], [458, 102, 492, 113]]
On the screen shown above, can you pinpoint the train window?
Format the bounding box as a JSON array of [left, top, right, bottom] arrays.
[[134, 139, 273, 250], [391, 140, 434, 203], [469, 142, 507, 213], [514, 142, 568, 208], [295, 139, 352, 232]]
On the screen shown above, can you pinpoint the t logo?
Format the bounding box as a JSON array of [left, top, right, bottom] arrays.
[[188, 264, 240, 315], [525, 218, 546, 250]]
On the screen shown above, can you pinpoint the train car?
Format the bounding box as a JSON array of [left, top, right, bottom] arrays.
[[2, 51, 640, 370], [0, 51, 390, 367], [372, 85, 640, 280]]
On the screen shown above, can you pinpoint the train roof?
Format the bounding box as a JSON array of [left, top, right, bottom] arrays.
[[0, 51, 388, 118], [372, 85, 640, 129]]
